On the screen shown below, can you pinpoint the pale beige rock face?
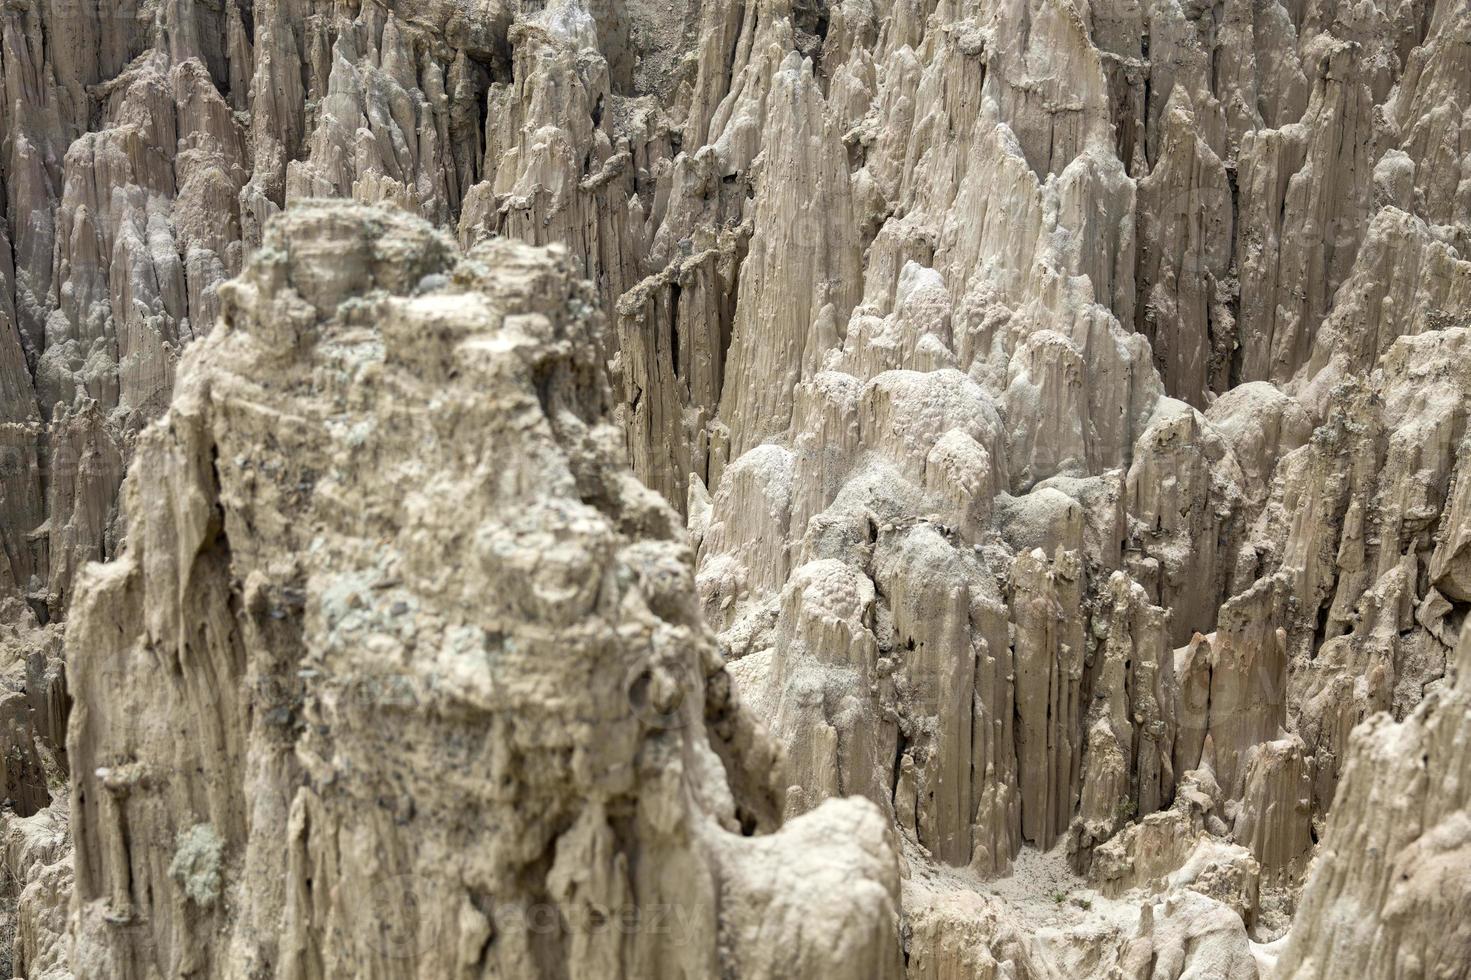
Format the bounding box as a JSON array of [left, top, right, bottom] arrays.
[[1276, 625, 1471, 979], [61, 204, 902, 979], [0, 0, 1466, 976]]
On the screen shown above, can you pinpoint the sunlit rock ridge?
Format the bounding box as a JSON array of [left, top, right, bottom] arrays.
[[0, 0, 1467, 976]]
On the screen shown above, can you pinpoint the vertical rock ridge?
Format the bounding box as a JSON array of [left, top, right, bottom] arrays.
[[0, 0, 1464, 975]]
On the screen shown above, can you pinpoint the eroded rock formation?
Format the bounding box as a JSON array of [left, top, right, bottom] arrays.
[[0, 0, 1466, 976], [63, 204, 902, 979]]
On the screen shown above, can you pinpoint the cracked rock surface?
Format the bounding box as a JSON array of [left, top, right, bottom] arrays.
[[0, 0, 1468, 976]]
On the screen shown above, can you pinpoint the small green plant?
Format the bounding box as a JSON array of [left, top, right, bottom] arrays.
[[1050, 890, 1068, 905], [1113, 796, 1137, 822]]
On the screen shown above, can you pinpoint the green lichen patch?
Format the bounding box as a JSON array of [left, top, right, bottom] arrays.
[[168, 823, 224, 907]]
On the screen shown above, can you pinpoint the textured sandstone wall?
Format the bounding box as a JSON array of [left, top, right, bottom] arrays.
[[0, 0, 1465, 976], [62, 202, 903, 979]]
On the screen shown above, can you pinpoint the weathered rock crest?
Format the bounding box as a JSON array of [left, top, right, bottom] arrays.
[[0, 0, 1467, 975]]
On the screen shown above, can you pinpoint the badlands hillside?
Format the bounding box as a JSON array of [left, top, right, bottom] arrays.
[[0, 0, 1468, 976]]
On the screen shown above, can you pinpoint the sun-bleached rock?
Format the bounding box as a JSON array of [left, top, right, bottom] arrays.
[[1277, 623, 1471, 978], [60, 203, 902, 979], [0, 0, 1468, 973]]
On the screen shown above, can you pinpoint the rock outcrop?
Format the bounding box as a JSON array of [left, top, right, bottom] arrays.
[[0, 0, 1466, 975], [63, 203, 902, 980], [1275, 624, 1471, 978]]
